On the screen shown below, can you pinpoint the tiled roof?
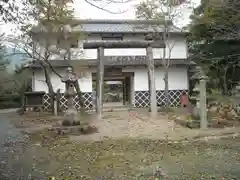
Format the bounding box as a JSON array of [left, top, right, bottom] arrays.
[[79, 24, 182, 33], [74, 19, 184, 33], [32, 19, 186, 34]]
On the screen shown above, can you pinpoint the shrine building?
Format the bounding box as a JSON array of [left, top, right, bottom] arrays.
[[28, 19, 189, 111]]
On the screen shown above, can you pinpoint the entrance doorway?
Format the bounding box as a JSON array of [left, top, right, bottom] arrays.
[[92, 68, 134, 109]]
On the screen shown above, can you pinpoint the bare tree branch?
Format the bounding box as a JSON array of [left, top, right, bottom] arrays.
[[84, 0, 130, 14]]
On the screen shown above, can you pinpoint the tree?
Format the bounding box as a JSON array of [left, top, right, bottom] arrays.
[[7, 0, 86, 113], [188, 0, 240, 94], [0, 44, 10, 96], [3, 0, 137, 113], [84, 0, 132, 14], [0, 40, 29, 109], [0, 0, 32, 24], [135, 0, 189, 107]]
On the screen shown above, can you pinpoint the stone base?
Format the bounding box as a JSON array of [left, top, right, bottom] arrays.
[[174, 119, 200, 129], [64, 107, 79, 123], [49, 125, 98, 136]]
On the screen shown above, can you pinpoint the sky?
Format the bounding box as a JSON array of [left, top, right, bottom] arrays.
[[1, 0, 200, 35]]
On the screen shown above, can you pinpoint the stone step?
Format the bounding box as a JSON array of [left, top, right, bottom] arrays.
[[103, 106, 129, 112]]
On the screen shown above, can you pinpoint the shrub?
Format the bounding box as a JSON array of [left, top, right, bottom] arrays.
[[79, 125, 98, 134], [72, 121, 80, 126], [62, 120, 71, 126], [0, 101, 21, 109]]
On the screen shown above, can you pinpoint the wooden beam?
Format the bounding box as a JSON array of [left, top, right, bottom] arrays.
[[146, 46, 157, 119], [83, 40, 165, 49], [92, 72, 134, 78], [92, 77, 125, 81], [29, 58, 187, 68], [96, 47, 104, 120]]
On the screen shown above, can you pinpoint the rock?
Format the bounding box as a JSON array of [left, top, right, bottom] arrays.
[[187, 120, 200, 129], [208, 105, 218, 113], [16, 108, 24, 115], [154, 166, 167, 179], [227, 110, 238, 120]]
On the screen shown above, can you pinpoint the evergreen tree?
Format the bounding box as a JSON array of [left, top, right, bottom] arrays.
[[188, 0, 240, 94]]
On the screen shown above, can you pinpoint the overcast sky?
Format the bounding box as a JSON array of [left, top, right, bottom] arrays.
[[1, 0, 200, 35]]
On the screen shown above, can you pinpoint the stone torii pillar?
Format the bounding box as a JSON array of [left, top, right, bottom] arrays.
[[199, 75, 208, 129], [146, 46, 157, 119], [96, 47, 104, 120], [83, 40, 164, 120]]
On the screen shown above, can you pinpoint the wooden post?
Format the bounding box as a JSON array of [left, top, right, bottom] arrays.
[[125, 77, 129, 104], [146, 46, 157, 119], [54, 99, 58, 116], [130, 75, 134, 108], [200, 78, 208, 129], [56, 89, 61, 113], [32, 41, 36, 91], [96, 47, 104, 120], [122, 79, 126, 105]]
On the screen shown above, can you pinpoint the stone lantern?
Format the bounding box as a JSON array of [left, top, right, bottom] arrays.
[[190, 66, 208, 129], [62, 24, 72, 40], [61, 67, 79, 124]]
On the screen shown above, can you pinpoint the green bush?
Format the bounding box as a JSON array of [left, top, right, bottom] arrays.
[[0, 101, 21, 109], [72, 121, 80, 126]]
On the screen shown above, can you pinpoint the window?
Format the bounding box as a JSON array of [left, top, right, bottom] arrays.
[[102, 36, 123, 41], [101, 33, 123, 40]]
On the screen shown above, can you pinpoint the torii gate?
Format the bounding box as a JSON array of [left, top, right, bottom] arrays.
[[83, 39, 165, 120]]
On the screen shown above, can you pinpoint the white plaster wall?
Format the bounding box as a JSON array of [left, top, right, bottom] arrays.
[[35, 34, 187, 60], [81, 35, 187, 59], [33, 68, 92, 93], [122, 67, 188, 91]]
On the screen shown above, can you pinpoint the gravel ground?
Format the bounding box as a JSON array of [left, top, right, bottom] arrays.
[[0, 109, 44, 180], [70, 111, 240, 142], [0, 109, 239, 179]]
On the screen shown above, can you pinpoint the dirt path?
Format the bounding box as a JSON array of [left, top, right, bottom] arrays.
[[70, 111, 240, 142]]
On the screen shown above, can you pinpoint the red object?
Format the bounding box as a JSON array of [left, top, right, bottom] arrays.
[[129, 111, 137, 119], [180, 94, 188, 107]]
